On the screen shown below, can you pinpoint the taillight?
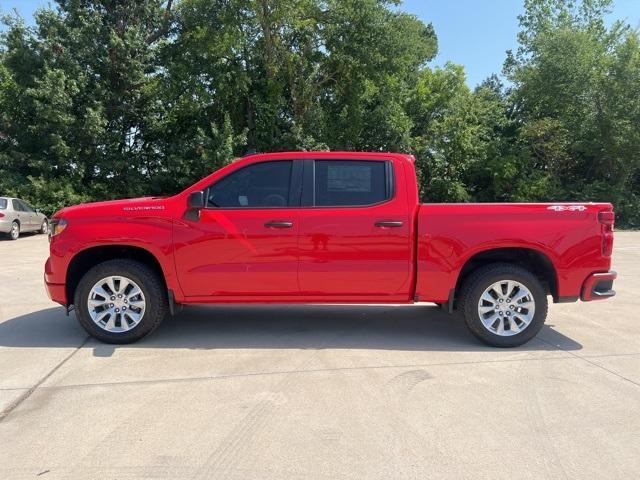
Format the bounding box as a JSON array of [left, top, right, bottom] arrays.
[[0, 212, 4, 218], [598, 211, 614, 225], [598, 210, 614, 257]]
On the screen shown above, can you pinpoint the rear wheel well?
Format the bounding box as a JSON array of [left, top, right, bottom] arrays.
[[66, 246, 166, 306], [454, 248, 558, 305]]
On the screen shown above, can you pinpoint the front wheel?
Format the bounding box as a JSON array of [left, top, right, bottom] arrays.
[[40, 219, 49, 234], [458, 263, 548, 347], [74, 259, 168, 343]]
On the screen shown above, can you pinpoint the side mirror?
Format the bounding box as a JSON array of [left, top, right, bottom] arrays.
[[35, 208, 41, 214], [187, 190, 205, 209]]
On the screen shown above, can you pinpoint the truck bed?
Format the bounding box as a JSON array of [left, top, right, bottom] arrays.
[[415, 203, 613, 303]]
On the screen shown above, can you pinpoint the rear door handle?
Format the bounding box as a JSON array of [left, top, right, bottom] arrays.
[[375, 220, 404, 228], [264, 221, 293, 229]]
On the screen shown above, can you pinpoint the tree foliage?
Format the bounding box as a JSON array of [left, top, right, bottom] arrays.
[[0, 0, 639, 227], [503, 0, 640, 225]]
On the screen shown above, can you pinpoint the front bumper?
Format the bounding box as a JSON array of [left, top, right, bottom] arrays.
[[44, 277, 67, 305], [581, 271, 617, 301]]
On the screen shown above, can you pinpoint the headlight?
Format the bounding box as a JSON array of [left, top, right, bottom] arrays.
[[49, 219, 68, 239]]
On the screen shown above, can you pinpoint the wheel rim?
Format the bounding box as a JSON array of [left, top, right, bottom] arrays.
[[11, 223, 19, 239], [477, 279, 535, 336], [88, 276, 146, 333], [42, 221, 48, 234]]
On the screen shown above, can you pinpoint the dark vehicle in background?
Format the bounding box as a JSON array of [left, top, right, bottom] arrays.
[[0, 197, 49, 240]]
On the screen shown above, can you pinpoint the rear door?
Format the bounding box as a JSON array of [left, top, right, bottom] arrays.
[[19, 200, 39, 231], [297, 158, 412, 299], [11, 199, 29, 230]]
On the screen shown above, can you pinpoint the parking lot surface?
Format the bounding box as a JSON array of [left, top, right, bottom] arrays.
[[1, 232, 639, 479]]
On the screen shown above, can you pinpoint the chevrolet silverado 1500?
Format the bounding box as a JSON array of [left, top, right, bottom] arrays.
[[45, 151, 616, 347]]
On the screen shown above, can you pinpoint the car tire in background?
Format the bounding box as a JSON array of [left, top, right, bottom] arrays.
[[40, 219, 49, 235], [74, 259, 168, 343], [458, 263, 548, 347], [9, 221, 20, 240]]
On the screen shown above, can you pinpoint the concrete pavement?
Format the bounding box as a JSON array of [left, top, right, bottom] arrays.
[[1, 232, 639, 479]]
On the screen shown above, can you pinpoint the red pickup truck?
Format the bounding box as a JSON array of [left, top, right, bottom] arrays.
[[45, 151, 616, 347]]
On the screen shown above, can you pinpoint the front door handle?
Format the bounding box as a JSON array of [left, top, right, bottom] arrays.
[[265, 221, 293, 229], [375, 220, 404, 228]]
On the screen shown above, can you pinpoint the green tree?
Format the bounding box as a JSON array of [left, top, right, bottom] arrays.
[[1, 0, 638, 227], [2, 0, 439, 213], [0, 1, 177, 213], [167, 0, 437, 154], [504, 0, 640, 226], [408, 66, 511, 202]]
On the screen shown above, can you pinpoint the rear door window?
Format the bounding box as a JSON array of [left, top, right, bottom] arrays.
[[313, 160, 392, 207], [20, 201, 36, 213]]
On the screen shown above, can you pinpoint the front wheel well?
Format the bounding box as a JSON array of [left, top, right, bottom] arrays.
[[454, 248, 558, 305], [66, 245, 166, 306]]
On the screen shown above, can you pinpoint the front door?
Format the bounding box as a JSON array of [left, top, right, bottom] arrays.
[[297, 159, 413, 299], [173, 159, 302, 298]]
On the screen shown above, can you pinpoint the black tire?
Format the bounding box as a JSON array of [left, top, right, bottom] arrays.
[[9, 221, 20, 240], [74, 259, 168, 344], [458, 263, 548, 347], [40, 219, 49, 234]]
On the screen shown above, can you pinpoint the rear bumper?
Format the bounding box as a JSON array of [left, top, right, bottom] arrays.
[[581, 271, 617, 301], [0, 218, 13, 233], [44, 277, 67, 306]]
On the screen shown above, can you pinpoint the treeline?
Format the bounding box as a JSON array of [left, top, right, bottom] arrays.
[[0, 0, 639, 226]]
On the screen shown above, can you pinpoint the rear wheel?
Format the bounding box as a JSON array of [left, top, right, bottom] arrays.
[[74, 259, 168, 343], [9, 221, 19, 240], [458, 263, 548, 347]]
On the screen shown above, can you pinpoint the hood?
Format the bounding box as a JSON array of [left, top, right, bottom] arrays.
[[53, 196, 169, 219]]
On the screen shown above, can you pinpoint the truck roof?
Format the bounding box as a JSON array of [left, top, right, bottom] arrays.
[[238, 151, 416, 163]]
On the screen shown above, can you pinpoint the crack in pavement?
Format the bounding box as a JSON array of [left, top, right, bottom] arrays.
[[9, 350, 638, 393], [537, 337, 640, 389], [0, 348, 638, 395], [0, 352, 602, 392], [0, 336, 90, 422]]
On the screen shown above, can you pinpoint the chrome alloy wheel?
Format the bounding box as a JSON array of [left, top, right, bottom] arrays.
[[10, 222, 19, 240], [88, 276, 146, 333], [477, 280, 535, 336]]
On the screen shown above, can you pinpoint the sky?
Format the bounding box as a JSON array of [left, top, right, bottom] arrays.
[[1, 0, 639, 86], [402, 0, 640, 85]]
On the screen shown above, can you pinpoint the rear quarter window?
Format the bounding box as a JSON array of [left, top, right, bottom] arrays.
[[0, 198, 6, 210]]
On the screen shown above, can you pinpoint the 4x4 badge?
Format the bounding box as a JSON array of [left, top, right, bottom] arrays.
[[547, 205, 587, 212]]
